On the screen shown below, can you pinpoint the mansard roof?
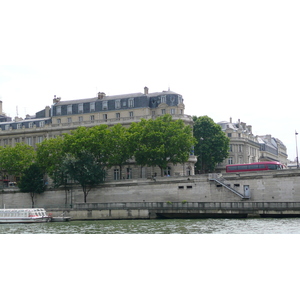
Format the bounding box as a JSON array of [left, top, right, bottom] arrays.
[[53, 90, 181, 106]]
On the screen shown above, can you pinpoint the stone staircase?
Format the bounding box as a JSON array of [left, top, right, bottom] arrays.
[[209, 174, 250, 200]]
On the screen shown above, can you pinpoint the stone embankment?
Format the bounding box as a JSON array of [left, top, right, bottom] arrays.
[[2, 169, 300, 219]]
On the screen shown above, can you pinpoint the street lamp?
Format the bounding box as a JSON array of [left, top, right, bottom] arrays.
[[295, 131, 299, 168]]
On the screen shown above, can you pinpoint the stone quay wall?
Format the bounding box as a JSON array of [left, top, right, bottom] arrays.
[[1, 169, 300, 219]]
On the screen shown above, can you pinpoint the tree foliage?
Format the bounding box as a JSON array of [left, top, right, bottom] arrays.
[[193, 115, 230, 173], [129, 114, 196, 176], [0, 143, 36, 178], [18, 163, 45, 208], [106, 124, 132, 179], [61, 150, 106, 203]]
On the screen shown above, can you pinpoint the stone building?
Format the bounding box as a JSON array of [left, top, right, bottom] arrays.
[[0, 87, 196, 182], [216, 118, 288, 172]]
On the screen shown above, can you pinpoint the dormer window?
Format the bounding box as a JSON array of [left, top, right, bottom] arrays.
[[5, 125, 10, 130], [115, 99, 121, 109], [161, 95, 166, 103], [90, 102, 95, 112], [178, 95, 182, 104], [56, 106, 61, 115], [102, 101, 108, 110], [128, 98, 134, 108], [28, 122, 33, 128], [40, 121, 45, 127], [78, 103, 83, 113], [67, 105, 72, 114]]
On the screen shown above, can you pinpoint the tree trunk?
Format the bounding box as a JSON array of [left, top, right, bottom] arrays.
[[31, 192, 35, 208]]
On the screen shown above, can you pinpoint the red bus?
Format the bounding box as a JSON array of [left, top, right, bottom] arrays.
[[226, 161, 286, 173]]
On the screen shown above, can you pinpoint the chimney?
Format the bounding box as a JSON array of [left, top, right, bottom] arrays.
[[98, 92, 106, 100], [0, 100, 2, 115], [144, 86, 149, 95], [230, 117, 232, 123], [45, 106, 50, 118], [247, 125, 252, 133], [53, 95, 61, 104]]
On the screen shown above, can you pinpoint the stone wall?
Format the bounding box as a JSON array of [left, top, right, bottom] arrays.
[[2, 169, 300, 209]]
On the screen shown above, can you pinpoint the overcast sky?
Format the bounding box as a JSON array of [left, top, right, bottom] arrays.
[[1, 0, 300, 159]]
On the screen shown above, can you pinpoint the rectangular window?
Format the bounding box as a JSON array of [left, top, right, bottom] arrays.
[[17, 123, 22, 129], [161, 95, 166, 103], [56, 106, 61, 115], [161, 109, 166, 115], [15, 138, 20, 143], [114, 169, 120, 180], [90, 115, 95, 121], [116, 113, 120, 120], [178, 95, 182, 103], [228, 157, 233, 164], [128, 98, 134, 108], [67, 105, 72, 114], [90, 102, 95, 112], [78, 116, 83, 122], [103, 114, 107, 121], [37, 136, 43, 143], [78, 103, 83, 113], [57, 119, 61, 124], [129, 111, 134, 119], [228, 133, 232, 137], [29, 122, 33, 128], [26, 137, 32, 146], [122, 100, 127, 107], [115, 99, 121, 109], [68, 117, 72, 123], [40, 121, 45, 127], [238, 145, 243, 152], [170, 109, 175, 115], [3, 139, 8, 145], [126, 168, 132, 179], [102, 101, 108, 110]]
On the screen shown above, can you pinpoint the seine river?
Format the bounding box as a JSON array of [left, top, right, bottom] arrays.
[[1, 217, 300, 233]]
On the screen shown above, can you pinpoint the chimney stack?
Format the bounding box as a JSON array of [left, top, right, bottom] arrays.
[[144, 86, 149, 95], [230, 117, 232, 123], [98, 92, 106, 100]]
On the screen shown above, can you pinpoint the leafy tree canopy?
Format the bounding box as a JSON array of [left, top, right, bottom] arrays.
[[0, 143, 36, 178], [129, 114, 196, 176], [193, 115, 229, 173], [18, 163, 45, 208]]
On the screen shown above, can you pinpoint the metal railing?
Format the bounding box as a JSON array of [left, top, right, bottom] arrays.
[[73, 202, 300, 211]]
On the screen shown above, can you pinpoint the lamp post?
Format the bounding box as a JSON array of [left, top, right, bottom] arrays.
[[296, 131, 299, 168]]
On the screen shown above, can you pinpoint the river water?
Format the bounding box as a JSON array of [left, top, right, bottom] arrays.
[[1, 217, 300, 233]]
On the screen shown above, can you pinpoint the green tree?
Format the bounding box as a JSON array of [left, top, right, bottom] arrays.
[[0, 143, 36, 179], [63, 125, 111, 165], [193, 115, 230, 173], [36, 136, 66, 187], [62, 150, 106, 202], [18, 163, 45, 208], [129, 114, 196, 177], [107, 124, 132, 179]]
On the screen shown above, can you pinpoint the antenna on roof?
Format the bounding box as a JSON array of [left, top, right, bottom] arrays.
[[16, 106, 19, 117]]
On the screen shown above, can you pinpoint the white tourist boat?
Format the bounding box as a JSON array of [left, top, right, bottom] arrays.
[[0, 208, 51, 223]]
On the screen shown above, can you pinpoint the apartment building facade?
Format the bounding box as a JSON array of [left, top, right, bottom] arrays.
[[216, 118, 288, 172], [0, 87, 197, 180]]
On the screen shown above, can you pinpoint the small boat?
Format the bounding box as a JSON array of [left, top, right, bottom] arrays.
[[0, 208, 51, 223]]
